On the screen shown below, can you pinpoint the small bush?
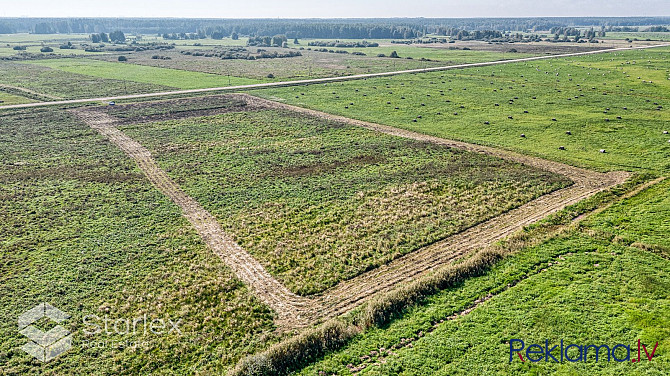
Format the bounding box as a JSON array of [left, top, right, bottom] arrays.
[[230, 320, 359, 376], [118, 55, 127, 61], [40, 46, 53, 53]]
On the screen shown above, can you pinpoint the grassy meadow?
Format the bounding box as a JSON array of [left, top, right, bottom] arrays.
[[119, 106, 569, 295], [253, 47, 670, 173], [0, 31, 669, 376], [297, 230, 670, 375], [25, 58, 259, 89], [0, 108, 278, 374]]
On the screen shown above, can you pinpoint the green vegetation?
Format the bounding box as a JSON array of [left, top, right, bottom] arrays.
[[297, 231, 669, 375], [26, 58, 259, 89], [293, 39, 534, 61], [606, 32, 670, 41], [253, 47, 670, 173], [121, 107, 569, 295], [0, 90, 35, 105], [0, 61, 173, 99], [0, 108, 277, 374], [584, 178, 670, 251]]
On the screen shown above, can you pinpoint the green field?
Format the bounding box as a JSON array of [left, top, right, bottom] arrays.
[[26, 58, 259, 89], [293, 39, 534, 62], [0, 91, 36, 105], [1, 31, 669, 376], [0, 61, 173, 99], [119, 104, 568, 295], [606, 32, 670, 41], [297, 230, 670, 375], [88, 47, 448, 81], [0, 33, 90, 43], [584, 178, 670, 251], [253, 47, 670, 173], [0, 108, 278, 374]]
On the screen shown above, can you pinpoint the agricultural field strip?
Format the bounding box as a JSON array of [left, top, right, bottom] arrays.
[[72, 94, 628, 328], [0, 84, 63, 100], [69, 109, 310, 329], [2, 43, 668, 110], [239, 94, 630, 319]]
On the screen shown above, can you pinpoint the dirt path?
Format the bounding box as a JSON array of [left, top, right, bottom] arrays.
[[70, 109, 311, 328], [71, 95, 629, 328], [5, 43, 669, 111], [0, 84, 62, 101], [238, 94, 629, 319]]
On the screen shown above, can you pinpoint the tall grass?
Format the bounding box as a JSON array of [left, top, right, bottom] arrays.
[[229, 173, 652, 376]]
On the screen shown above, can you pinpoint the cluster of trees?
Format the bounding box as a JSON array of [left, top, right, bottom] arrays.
[[548, 27, 605, 41], [162, 32, 200, 40], [90, 31, 126, 43], [84, 43, 174, 53], [647, 26, 670, 32], [247, 35, 288, 47], [307, 40, 379, 47], [181, 46, 301, 60]]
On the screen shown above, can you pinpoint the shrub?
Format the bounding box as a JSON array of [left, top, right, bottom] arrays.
[[118, 55, 127, 61], [12, 46, 26, 51], [230, 320, 359, 376], [40, 46, 53, 53]]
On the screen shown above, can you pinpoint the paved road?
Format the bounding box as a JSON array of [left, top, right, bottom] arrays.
[[1, 43, 668, 110]]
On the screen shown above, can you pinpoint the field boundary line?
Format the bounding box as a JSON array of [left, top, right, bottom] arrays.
[[72, 94, 630, 328], [69, 109, 312, 328], [236, 94, 629, 319], [3, 43, 669, 110]]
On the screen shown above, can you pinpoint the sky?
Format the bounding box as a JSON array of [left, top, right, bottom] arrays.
[[0, 0, 669, 18]]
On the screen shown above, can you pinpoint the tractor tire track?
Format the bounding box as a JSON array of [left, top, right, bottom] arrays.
[[71, 96, 629, 328], [70, 109, 312, 328]]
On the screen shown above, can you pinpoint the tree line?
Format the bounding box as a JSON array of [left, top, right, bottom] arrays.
[[1, 17, 669, 39]]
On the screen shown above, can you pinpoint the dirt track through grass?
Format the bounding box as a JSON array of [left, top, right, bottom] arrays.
[[71, 95, 629, 328]]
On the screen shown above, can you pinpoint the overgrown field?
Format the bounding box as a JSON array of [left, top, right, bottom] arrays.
[[119, 105, 570, 295], [0, 108, 277, 374], [88, 48, 446, 81], [253, 47, 670, 173], [293, 177, 670, 375]]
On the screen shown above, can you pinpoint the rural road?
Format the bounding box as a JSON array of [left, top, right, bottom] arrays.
[[3, 43, 669, 111], [72, 94, 630, 328]]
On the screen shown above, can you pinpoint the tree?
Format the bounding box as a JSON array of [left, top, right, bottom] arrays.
[[293, 38, 299, 44], [231, 32, 239, 40], [109, 31, 126, 43], [389, 50, 399, 58], [211, 31, 224, 40], [271, 34, 287, 47], [90, 34, 101, 43]]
